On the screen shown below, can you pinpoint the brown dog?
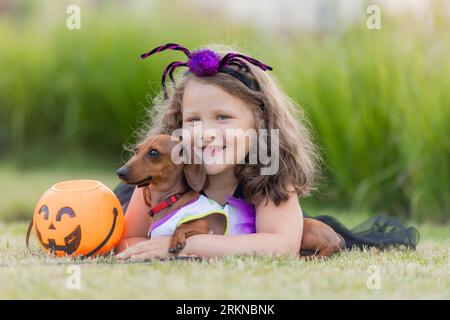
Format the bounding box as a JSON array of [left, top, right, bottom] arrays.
[[117, 134, 345, 258], [116, 134, 220, 254], [301, 219, 345, 258]]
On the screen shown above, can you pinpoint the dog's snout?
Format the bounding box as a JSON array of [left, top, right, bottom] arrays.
[[116, 166, 128, 179]]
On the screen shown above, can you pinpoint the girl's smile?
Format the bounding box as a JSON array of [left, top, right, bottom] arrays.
[[202, 145, 224, 158]]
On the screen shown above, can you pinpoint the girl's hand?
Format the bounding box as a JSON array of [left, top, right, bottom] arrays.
[[115, 236, 172, 261]]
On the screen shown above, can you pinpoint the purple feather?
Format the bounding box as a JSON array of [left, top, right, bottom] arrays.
[[226, 195, 256, 235], [187, 49, 221, 77]]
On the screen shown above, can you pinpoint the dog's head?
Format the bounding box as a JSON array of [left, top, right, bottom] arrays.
[[116, 134, 207, 192]]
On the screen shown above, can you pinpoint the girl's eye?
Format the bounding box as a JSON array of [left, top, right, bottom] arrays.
[[185, 117, 201, 124], [217, 115, 230, 121], [148, 149, 159, 157]]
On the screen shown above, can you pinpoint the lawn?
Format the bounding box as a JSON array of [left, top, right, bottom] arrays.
[[0, 221, 448, 299], [0, 164, 448, 299]]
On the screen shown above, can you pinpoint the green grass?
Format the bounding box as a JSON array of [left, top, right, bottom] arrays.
[[0, 221, 448, 299]]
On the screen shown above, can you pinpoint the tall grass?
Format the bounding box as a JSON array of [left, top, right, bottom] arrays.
[[283, 16, 450, 222], [0, 1, 448, 221]]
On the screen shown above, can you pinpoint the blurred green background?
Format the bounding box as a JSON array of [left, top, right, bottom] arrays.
[[0, 0, 449, 222]]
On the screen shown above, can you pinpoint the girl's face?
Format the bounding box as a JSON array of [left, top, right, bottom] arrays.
[[182, 78, 256, 175]]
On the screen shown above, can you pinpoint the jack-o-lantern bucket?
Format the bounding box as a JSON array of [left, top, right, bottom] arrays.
[[29, 180, 125, 258]]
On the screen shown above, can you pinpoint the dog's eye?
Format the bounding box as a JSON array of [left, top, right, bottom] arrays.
[[148, 149, 159, 157]]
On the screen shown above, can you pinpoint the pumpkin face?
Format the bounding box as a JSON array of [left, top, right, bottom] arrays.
[[35, 204, 82, 255], [33, 180, 124, 257]]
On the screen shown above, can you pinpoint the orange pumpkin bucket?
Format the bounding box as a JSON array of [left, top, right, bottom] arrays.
[[28, 180, 125, 258]]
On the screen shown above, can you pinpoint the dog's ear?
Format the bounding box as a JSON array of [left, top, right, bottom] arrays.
[[183, 164, 207, 192], [143, 187, 152, 208]]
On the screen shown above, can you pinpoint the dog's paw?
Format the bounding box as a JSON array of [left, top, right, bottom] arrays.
[[168, 241, 186, 254]]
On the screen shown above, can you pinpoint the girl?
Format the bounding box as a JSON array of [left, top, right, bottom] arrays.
[[115, 43, 418, 260]]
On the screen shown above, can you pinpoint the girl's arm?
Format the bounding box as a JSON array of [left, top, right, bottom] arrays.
[[115, 186, 151, 253], [180, 189, 303, 258]]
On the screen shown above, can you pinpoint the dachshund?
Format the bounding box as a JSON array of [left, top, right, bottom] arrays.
[[301, 219, 345, 258], [116, 134, 220, 254], [117, 134, 345, 258]]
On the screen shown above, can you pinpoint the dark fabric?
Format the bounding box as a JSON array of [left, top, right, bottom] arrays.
[[181, 65, 261, 93], [218, 67, 260, 91], [232, 182, 245, 199], [113, 183, 135, 213], [113, 183, 420, 250], [304, 212, 420, 250]]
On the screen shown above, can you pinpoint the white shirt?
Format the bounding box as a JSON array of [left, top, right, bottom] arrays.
[[148, 195, 230, 238]]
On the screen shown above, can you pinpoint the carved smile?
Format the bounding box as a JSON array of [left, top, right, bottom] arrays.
[[36, 225, 81, 255]]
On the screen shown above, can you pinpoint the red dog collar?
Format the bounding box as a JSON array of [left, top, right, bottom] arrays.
[[147, 193, 185, 217]]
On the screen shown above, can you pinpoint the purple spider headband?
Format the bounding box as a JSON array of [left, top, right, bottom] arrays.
[[140, 43, 273, 99]]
